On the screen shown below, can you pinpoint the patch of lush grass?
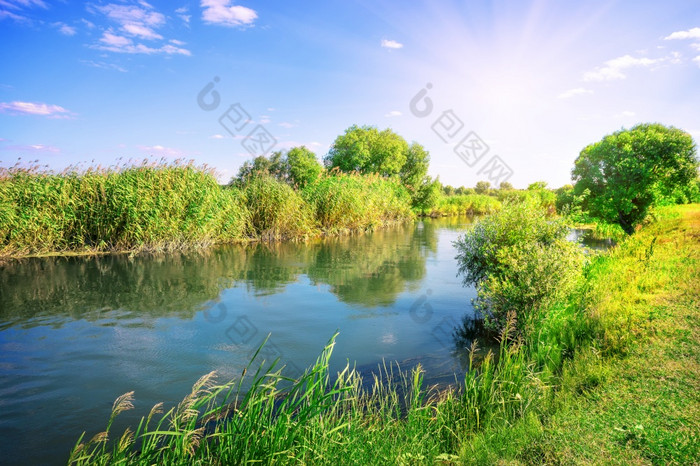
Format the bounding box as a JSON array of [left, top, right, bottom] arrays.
[[422, 193, 501, 217], [241, 175, 315, 240], [0, 161, 248, 256], [302, 172, 413, 233], [0, 163, 415, 258], [458, 204, 700, 464]]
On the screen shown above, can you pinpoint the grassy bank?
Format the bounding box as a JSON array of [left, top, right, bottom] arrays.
[[0, 162, 414, 258], [420, 193, 501, 217], [68, 204, 699, 465]]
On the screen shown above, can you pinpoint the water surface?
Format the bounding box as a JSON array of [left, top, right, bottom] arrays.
[[0, 217, 482, 465]]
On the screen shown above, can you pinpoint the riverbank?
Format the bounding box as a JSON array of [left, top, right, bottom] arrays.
[[67, 204, 699, 465], [461, 203, 700, 463]]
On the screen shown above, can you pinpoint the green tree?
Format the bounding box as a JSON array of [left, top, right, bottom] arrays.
[[442, 185, 455, 196], [499, 182, 514, 190], [325, 125, 408, 176], [527, 181, 547, 190], [413, 177, 442, 212], [233, 152, 286, 185], [474, 181, 491, 195], [399, 142, 430, 199], [287, 146, 323, 188], [573, 123, 698, 234]]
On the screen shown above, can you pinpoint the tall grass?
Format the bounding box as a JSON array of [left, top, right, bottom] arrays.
[[423, 194, 501, 217], [0, 160, 248, 256], [240, 176, 315, 240], [68, 323, 541, 465], [302, 172, 413, 233], [0, 162, 415, 258]]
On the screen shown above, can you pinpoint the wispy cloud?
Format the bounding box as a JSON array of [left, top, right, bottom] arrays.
[[0, 101, 74, 118], [381, 39, 403, 49], [278, 122, 295, 128], [557, 87, 593, 99], [80, 59, 127, 72], [90, 2, 190, 55], [694, 55, 700, 66], [53, 22, 76, 36], [664, 27, 700, 40], [210, 134, 225, 139], [201, 0, 257, 27], [97, 30, 190, 55], [175, 6, 190, 24], [0, 0, 46, 23], [384, 110, 402, 117], [138, 144, 183, 157], [0, 143, 60, 153], [583, 54, 663, 81]]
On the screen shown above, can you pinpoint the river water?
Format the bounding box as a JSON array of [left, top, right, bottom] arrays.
[[0, 217, 486, 464], [0, 217, 611, 464]]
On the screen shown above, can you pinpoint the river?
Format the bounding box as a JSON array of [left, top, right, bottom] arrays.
[[0, 216, 610, 464]]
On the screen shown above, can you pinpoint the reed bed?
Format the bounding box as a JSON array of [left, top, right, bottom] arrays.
[[302, 172, 414, 233], [423, 194, 502, 217], [0, 162, 414, 258]]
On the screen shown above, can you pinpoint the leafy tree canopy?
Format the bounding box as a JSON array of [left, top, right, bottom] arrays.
[[573, 123, 698, 234]]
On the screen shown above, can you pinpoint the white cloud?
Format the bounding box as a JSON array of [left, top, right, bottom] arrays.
[[381, 39, 403, 49], [175, 6, 190, 24], [614, 110, 636, 118], [583, 54, 662, 81], [664, 27, 700, 40], [95, 3, 165, 28], [0, 0, 47, 8], [90, 2, 190, 55], [384, 110, 402, 117], [691, 43, 700, 51], [97, 31, 190, 55], [278, 122, 295, 128], [138, 144, 183, 157], [0, 101, 73, 118], [0, 143, 60, 153], [694, 55, 700, 66], [201, 0, 257, 27], [557, 87, 593, 99], [122, 22, 162, 39], [100, 31, 131, 47], [210, 134, 225, 139], [53, 22, 76, 36], [80, 59, 127, 72]]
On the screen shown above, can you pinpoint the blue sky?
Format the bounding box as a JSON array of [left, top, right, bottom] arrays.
[[1, 0, 699, 187]]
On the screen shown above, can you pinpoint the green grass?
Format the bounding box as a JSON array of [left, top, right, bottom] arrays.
[[422, 193, 502, 217], [0, 162, 414, 258], [67, 204, 700, 465], [302, 172, 414, 234]]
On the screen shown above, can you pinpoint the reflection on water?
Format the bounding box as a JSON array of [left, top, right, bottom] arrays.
[[567, 228, 616, 251], [0, 217, 480, 465]]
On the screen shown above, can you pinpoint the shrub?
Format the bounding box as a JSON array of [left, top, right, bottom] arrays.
[[454, 201, 585, 334]]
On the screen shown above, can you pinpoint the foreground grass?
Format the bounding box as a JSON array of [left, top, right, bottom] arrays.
[[68, 204, 699, 465]]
